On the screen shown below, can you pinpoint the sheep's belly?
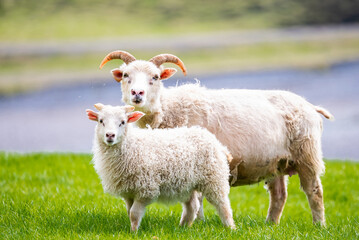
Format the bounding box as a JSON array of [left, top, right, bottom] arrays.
[[231, 155, 297, 186], [156, 190, 194, 204], [117, 184, 195, 204]]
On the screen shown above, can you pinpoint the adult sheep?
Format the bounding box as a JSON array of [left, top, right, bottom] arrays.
[[99, 50, 333, 226]]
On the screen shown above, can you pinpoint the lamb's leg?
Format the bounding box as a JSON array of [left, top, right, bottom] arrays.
[[129, 200, 147, 231], [204, 190, 235, 229], [180, 192, 200, 226], [197, 192, 205, 220], [266, 175, 288, 224], [124, 198, 134, 217]]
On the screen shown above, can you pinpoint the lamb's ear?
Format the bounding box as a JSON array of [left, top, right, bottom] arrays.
[[111, 68, 123, 82], [127, 111, 145, 123], [86, 109, 98, 121], [160, 68, 177, 80], [124, 105, 135, 113], [94, 103, 105, 111]]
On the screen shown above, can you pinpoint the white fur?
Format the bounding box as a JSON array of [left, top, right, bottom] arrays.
[[109, 57, 333, 226], [90, 104, 235, 231]]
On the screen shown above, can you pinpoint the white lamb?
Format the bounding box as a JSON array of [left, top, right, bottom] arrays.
[[86, 103, 235, 231]]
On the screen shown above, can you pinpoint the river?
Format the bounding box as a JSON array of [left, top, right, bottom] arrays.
[[0, 60, 358, 160]]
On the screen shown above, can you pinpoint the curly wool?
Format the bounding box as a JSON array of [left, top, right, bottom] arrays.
[[92, 125, 231, 203]]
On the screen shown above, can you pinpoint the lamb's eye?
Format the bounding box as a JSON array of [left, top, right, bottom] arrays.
[[121, 121, 125, 125], [99, 119, 103, 123], [123, 73, 129, 78], [152, 75, 159, 80]]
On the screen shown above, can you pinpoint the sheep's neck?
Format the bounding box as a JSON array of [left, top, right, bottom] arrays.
[[135, 87, 210, 129], [134, 94, 165, 128]]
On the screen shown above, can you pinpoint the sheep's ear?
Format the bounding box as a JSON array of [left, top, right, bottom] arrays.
[[127, 111, 145, 123], [94, 103, 105, 111], [111, 68, 123, 82], [86, 109, 98, 121], [124, 105, 135, 113], [160, 68, 177, 80]]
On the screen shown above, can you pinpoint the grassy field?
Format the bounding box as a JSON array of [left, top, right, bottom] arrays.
[[1, 153, 358, 239], [0, 0, 357, 41], [0, 1, 308, 41]]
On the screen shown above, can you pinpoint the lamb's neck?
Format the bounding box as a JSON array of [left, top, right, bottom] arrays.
[[95, 136, 124, 158], [93, 136, 133, 182]]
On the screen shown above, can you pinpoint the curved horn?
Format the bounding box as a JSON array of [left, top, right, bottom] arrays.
[[149, 54, 187, 76], [99, 50, 136, 69]]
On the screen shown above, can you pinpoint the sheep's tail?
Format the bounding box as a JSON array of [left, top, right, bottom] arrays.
[[315, 106, 334, 121]]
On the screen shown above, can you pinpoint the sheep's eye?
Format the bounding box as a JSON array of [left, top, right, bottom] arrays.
[[121, 121, 125, 125], [152, 75, 159, 80], [123, 73, 129, 78], [99, 119, 105, 126]]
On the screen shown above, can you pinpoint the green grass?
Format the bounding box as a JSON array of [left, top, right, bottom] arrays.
[[1, 0, 357, 41], [0, 1, 285, 41], [1, 153, 358, 239]]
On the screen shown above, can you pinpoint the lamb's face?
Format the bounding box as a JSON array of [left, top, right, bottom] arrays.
[[86, 104, 145, 146], [119, 61, 163, 110], [96, 107, 129, 146]]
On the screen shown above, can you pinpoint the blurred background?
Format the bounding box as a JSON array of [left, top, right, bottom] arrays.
[[0, 0, 358, 160]]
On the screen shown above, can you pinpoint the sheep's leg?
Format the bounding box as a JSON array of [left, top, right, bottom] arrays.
[[124, 198, 134, 217], [180, 192, 200, 226], [265, 175, 288, 224], [298, 171, 325, 226], [205, 192, 235, 229], [129, 200, 147, 231], [197, 192, 205, 220], [291, 135, 326, 226]]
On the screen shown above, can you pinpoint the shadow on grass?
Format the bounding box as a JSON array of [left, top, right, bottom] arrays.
[[42, 207, 264, 235], [43, 207, 187, 235]]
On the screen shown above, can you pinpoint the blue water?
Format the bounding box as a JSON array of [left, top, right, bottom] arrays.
[[1, 60, 358, 160]]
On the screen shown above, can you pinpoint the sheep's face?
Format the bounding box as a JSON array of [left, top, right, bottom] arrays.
[[86, 104, 145, 146], [111, 61, 177, 112]]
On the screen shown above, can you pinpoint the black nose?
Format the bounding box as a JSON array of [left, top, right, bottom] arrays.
[[134, 95, 142, 103], [106, 133, 115, 138]]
